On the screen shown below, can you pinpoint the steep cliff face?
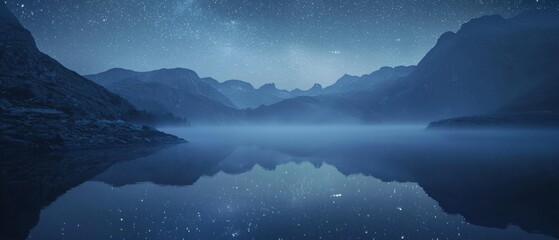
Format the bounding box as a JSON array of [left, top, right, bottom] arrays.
[[424, 11, 559, 128], [375, 11, 559, 121], [0, 5, 138, 119], [0, 3, 183, 150]]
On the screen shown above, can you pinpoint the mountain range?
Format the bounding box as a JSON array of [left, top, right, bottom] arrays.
[[3, 1, 559, 139], [85, 68, 241, 124], [87, 65, 418, 124], [86, 68, 339, 124], [85, 9, 559, 126]]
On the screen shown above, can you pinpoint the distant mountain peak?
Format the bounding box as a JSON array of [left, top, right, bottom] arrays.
[[223, 79, 255, 90], [310, 83, 323, 91], [151, 67, 200, 80], [436, 31, 457, 45], [259, 83, 277, 90], [337, 74, 360, 82], [458, 14, 506, 33], [378, 66, 394, 71], [341, 73, 356, 78], [106, 67, 136, 73]]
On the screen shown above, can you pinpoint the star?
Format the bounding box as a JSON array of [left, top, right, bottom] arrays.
[[4, 0, 558, 90]]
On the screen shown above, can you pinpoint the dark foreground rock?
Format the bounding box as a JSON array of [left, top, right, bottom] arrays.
[[0, 110, 185, 151], [427, 112, 559, 129], [0, 2, 185, 149]]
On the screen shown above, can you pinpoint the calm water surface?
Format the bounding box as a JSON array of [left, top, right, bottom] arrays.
[[2, 126, 559, 240]]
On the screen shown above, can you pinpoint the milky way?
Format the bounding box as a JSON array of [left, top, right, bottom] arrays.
[[5, 0, 558, 89]]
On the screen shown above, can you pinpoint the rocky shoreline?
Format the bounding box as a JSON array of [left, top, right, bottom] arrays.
[[0, 110, 185, 151], [427, 112, 559, 129]]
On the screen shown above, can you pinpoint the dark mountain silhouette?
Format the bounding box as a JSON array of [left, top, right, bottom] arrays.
[[254, 10, 559, 125], [429, 75, 559, 128], [502, 78, 559, 114], [88, 10, 559, 125], [322, 66, 415, 95], [373, 10, 559, 122], [0, 3, 182, 150], [86, 68, 240, 124], [245, 66, 416, 123], [202, 77, 294, 109], [262, 10, 559, 124], [291, 83, 324, 97], [89, 68, 342, 124], [246, 96, 366, 124]]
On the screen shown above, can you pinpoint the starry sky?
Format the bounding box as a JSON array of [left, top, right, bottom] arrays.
[[5, 0, 558, 90]]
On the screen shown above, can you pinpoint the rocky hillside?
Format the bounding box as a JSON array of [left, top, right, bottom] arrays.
[[374, 10, 559, 122], [0, 3, 183, 150], [426, 11, 559, 128]]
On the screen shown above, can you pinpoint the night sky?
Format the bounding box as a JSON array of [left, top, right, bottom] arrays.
[[5, 0, 558, 90]]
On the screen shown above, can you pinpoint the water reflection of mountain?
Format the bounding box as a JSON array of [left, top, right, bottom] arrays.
[[0, 145, 174, 240], [2, 130, 559, 239], [95, 131, 559, 239]]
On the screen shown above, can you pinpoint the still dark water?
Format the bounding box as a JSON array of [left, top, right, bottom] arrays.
[[2, 126, 559, 240]]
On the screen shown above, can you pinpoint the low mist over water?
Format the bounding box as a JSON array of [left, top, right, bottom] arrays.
[[6, 126, 556, 240], [162, 125, 559, 156], [2, 1, 559, 239], [165, 125, 426, 143]]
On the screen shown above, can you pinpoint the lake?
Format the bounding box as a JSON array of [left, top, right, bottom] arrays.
[[2, 126, 559, 240]]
